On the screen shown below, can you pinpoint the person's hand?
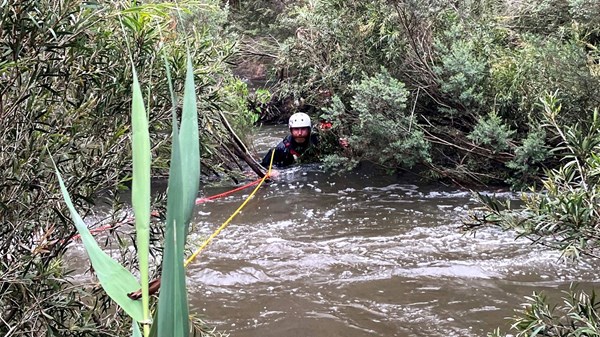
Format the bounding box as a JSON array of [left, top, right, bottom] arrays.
[[339, 137, 349, 148], [266, 169, 280, 180], [319, 121, 333, 130]]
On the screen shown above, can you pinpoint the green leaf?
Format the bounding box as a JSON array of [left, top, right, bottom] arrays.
[[531, 325, 544, 336], [178, 51, 200, 233], [155, 49, 200, 337], [157, 114, 189, 337], [51, 160, 143, 322], [131, 68, 152, 331]]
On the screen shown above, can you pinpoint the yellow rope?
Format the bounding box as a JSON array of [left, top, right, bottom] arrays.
[[184, 149, 275, 267]]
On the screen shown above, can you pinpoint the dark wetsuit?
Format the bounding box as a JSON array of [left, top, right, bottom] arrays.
[[261, 133, 319, 168]]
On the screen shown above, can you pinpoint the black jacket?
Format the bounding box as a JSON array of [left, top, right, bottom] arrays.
[[261, 133, 319, 168]]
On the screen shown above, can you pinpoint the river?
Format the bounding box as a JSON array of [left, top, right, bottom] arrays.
[[182, 126, 600, 337], [66, 126, 599, 336]]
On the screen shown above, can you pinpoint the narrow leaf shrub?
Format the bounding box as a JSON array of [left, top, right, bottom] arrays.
[[467, 93, 600, 258], [1, 0, 247, 335], [489, 287, 600, 337]]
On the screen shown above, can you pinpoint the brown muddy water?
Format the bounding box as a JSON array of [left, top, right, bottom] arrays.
[[186, 165, 599, 337], [69, 126, 600, 337], [183, 126, 600, 337]]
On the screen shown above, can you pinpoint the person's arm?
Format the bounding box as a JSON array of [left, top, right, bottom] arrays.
[[262, 140, 296, 168], [261, 148, 276, 168]]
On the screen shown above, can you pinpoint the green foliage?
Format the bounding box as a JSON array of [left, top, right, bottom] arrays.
[[0, 0, 245, 335], [489, 34, 600, 125], [467, 93, 600, 258], [254, 88, 273, 107], [256, 0, 600, 183], [53, 160, 145, 322], [131, 64, 153, 330], [467, 111, 516, 152], [505, 0, 600, 37], [155, 53, 201, 337], [321, 153, 359, 172], [223, 79, 260, 130], [54, 51, 200, 336], [321, 68, 431, 171], [227, 0, 294, 37], [433, 16, 491, 117], [274, 0, 407, 108], [506, 128, 549, 186], [506, 0, 573, 35], [465, 96, 600, 337], [490, 287, 600, 337]]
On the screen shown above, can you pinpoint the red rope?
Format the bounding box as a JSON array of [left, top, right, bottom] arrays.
[[68, 177, 264, 241], [195, 177, 262, 204]]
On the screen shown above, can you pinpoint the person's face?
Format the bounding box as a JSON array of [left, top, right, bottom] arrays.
[[290, 127, 310, 143]]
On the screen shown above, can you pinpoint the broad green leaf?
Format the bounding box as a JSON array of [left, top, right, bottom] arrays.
[[52, 162, 143, 322], [155, 48, 200, 337], [179, 51, 200, 234], [131, 68, 152, 332], [156, 114, 189, 337]]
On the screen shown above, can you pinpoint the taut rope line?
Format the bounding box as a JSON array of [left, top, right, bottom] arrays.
[[184, 149, 275, 267]]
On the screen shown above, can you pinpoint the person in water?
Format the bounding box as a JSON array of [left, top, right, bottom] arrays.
[[261, 112, 321, 168]]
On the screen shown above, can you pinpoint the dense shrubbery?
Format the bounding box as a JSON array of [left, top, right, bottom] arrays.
[[233, 4, 600, 333], [3, 0, 600, 335], [0, 0, 247, 335], [467, 94, 600, 259], [321, 68, 430, 171], [465, 94, 600, 336], [251, 0, 600, 187]]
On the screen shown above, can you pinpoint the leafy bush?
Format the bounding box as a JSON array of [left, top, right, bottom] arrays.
[[467, 111, 516, 152], [0, 0, 245, 335], [236, 0, 600, 186], [504, 0, 600, 37], [505, 128, 549, 186], [489, 34, 600, 126], [273, 0, 407, 108], [321, 68, 431, 171], [221, 78, 260, 137], [489, 287, 600, 337], [227, 0, 295, 37], [467, 93, 600, 259], [467, 93, 600, 336], [432, 15, 491, 119]]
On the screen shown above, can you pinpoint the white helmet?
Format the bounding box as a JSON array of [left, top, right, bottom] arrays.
[[288, 112, 312, 128]]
